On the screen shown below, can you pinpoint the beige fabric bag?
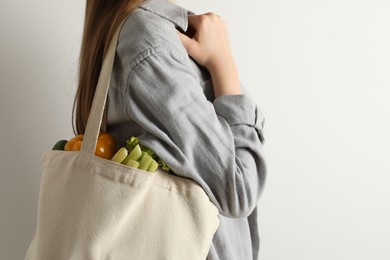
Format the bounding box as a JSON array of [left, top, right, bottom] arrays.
[[25, 15, 220, 260]]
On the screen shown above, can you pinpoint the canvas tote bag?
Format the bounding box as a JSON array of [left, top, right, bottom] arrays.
[[25, 15, 220, 260]]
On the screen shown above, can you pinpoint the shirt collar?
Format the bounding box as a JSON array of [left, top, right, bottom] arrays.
[[139, 0, 194, 32]]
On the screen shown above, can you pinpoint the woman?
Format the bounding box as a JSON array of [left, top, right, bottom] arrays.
[[72, 0, 267, 259]]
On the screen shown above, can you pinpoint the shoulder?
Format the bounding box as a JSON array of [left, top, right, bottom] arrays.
[[116, 6, 188, 70]]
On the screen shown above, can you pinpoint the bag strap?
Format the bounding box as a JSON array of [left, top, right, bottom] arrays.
[[81, 16, 128, 155]]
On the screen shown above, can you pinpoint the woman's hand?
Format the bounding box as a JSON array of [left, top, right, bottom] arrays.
[[177, 13, 241, 97], [177, 13, 232, 72]]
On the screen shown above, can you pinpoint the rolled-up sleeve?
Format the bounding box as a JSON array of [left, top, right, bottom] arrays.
[[213, 93, 265, 143], [122, 46, 267, 218]]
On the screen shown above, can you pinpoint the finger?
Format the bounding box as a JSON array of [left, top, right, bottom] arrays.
[[177, 31, 195, 50], [176, 30, 199, 57], [187, 14, 201, 29]]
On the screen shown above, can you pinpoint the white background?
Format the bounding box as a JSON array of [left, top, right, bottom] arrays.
[[1, 0, 389, 259]]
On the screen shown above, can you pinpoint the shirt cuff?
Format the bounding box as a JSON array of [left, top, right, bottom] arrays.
[[212, 94, 257, 126], [213, 94, 265, 143]]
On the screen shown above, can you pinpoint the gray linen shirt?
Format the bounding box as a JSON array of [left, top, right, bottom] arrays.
[[106, 0, 267, 259]]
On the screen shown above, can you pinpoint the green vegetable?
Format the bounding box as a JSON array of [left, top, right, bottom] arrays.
[[52, 140, 68, 151], [139, 152, 153, 170], [111, 147, 128, 163], [125, 158, 140, 168], [119, 136, 171, 173], [157, 158, 170, 171], [147, 160, 159, 173], [122, 144, 142, 165], [141, 146, 155, 157], [125, 136, 139, 153]]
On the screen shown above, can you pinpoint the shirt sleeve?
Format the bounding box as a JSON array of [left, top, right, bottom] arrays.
[[122, 46, 267, 218]]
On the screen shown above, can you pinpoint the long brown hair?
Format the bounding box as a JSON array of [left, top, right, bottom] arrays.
[[72, 0, 145, 135]]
